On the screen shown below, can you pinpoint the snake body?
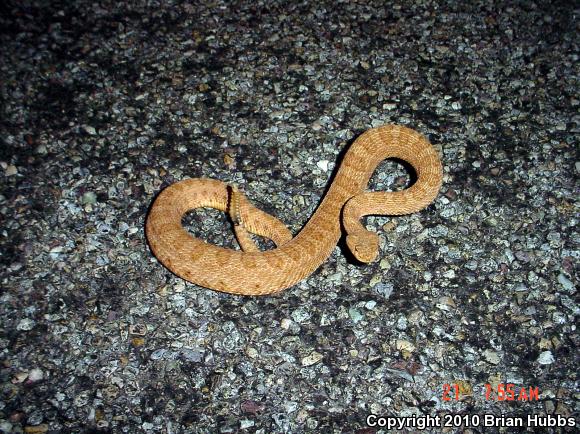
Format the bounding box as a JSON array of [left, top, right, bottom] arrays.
[[146, 125, 443, 296]]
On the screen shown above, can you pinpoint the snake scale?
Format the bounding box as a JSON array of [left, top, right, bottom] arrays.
[[146, 125, 443, 296]]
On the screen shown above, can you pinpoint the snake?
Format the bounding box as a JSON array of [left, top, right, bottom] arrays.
[[146, 125, 443, 296]]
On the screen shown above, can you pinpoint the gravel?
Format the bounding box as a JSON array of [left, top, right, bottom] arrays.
[[1, 0, 578, 432]]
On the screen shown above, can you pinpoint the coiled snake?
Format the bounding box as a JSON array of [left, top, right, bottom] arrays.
[[146, 125, 443, 296]]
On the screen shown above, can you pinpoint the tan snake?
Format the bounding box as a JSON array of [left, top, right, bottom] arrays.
[[146, 125, 443, 296]]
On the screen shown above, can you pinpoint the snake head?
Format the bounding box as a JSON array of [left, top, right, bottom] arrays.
[[346, 232, 379, 263]]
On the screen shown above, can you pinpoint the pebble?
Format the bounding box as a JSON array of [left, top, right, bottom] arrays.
[[316, 160, 329, 172], [83, 125, 97, 135], [1, 1, 577, 431], [291, 308, 310, 324], [34, 144, 48, 155], [515, 251, 531, 262], [24, 425, 48, 434], [27, 368, 44, 382], [348, 307, 363, 323], [240, 419, 255, 429], [81, 191, 97, 205], [557, 274, 574, 292], [465, 260, 477, 270], [537, 351, 555, 365], [395, 340, 416, 353], [396, 315, 407, 331], [16, 318, 35, 331], [5, 164, 17, 176], [283, 401, 298, 413], [280, 318, 293, 329], [364, 300, 376, 310], [181, 348, 203, 362], [128, 324, 147, 336], [301, 352, 323, 367], [373, 282, 394, 299], [0, 422, 13, 432], [379, 258, 391, 270], [443, 269, 456, 279], [240, 400, 265, 415], [436, 296, 456, 311], [430, 225, 448, 237], [12, 372, 29, 383], [311, 121, 322, 131], [483, 350, 501, 365]]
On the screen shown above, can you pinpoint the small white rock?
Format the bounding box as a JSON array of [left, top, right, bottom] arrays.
[[83, 125, 97, 135], [555, 122, 566, 131], [443, 269, 456, 279], [483, 349, 501, 365], [348, 307, 363, 323], [291, 307, 310, 324], [319, 313, 331, 326], [49, 246, 64, 260], [270, 110, 285, 119], [5, 164, 18, 176], [16, 318, 35, 331], [537, 351, 555, 365], [284, 401, 298, 413], [557, 273, 574, 292], [301, 351, 323, 366], [436, 296, 456, 311], [240, 419, 255, 429], [395, 339, 416, 353], [316, 160, 329, 172], [81, 191, 97, 205], [35, 144, 48, 155], [0, 421, 13, 432], [27, 368, 44, 382], [245, 347, 258, 359]]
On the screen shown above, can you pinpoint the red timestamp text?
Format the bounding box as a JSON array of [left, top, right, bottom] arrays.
[[442, 383, 540, 402], [485, 383, 539, 401]]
